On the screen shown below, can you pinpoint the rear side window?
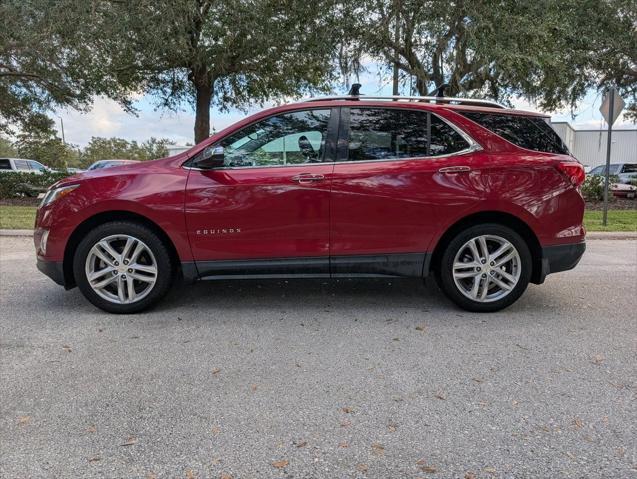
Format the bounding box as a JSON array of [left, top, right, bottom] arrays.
[[460, 112, 569, 155], [28, 160, 46, 171], [14, 159, 30, 170], [0, 159, 11, 170], [347, 108, 470, 162], [622, 164, 637, 173]]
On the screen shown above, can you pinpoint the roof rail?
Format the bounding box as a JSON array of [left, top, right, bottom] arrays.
[[305, 95, 506, 109]]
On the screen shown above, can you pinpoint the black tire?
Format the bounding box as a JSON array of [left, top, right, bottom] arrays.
[[437, 223, 532, 312], [73, 221, 173, 313]]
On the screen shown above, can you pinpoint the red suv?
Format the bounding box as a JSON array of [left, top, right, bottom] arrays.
[[34, 94, 586, 313]]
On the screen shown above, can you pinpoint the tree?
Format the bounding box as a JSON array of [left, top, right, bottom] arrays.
[[92, 0, 346, 143], [345, 0, 636, 116], [0, 136, 17, 157], [0, 0, 133, 135], [14, 118, 78, 169], [80, 137, 174, 167]]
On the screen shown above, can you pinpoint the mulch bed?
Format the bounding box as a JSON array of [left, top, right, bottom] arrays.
[[0, 198, 40, 206], [585, 199, 637, 211]]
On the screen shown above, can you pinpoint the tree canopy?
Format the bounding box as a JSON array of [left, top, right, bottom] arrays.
[[0, 0, 635, 145], [343, 0, 636, 117], [89, 0, 346, 142]]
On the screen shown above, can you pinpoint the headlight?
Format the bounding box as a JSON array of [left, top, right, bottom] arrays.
[[39, 184, 79, 208]]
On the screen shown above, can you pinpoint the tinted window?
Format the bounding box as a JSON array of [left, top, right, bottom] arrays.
[[0, 159, 11, 170], [460, 112, 569, 155], [218, 109, 331, 167], [14, 159, 30, 170], [28, 160, 46, 171], [347, 108, 469, 162], [622, 164, 637, 173]]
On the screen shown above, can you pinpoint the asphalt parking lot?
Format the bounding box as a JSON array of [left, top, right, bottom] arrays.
[[1, 236, 635, 478]]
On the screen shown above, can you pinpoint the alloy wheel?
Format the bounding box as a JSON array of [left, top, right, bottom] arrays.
[[452, 234, 522, 303], [84, 234, 158, 304]]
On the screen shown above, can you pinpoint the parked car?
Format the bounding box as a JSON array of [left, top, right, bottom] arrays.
[[611, 182, 637, 199], [34, 92, 586, 314], [0, 158, 51, 173], [87, 159, 140, 170], [588, 163, 637, 184]]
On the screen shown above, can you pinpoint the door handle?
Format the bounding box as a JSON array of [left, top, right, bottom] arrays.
[[291, 173, 325, 183], [438, 166, 471, 174]]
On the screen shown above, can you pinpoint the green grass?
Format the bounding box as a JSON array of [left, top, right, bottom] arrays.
[[0, 205, 37, 229], [583, 209, 637, 232], [0, 205, 635, 232]]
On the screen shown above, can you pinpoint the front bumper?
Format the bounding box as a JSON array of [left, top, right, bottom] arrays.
[[36, 258, 66, 287], [537, 241, 586, 283]]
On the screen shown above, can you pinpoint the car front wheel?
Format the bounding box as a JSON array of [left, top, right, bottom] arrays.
[[73, 221, 173, 313], [438, 224, 532, 312]]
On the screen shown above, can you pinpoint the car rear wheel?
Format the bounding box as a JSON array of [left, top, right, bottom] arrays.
[[437, 224, 532, 312], [73, 221, 173, 313]]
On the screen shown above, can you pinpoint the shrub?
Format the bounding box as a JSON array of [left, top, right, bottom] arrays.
[[581, 174, 620, 201], [0, 171, 72, 198]]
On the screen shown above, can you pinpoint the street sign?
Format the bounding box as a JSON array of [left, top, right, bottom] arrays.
[[600, 88, 625, 226], [599, 88, 625, 126]]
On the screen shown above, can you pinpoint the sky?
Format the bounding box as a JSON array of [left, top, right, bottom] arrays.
[[53, 64, 636, 148]]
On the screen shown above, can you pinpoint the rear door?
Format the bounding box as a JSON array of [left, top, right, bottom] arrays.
[[329, 106, 477, 276]]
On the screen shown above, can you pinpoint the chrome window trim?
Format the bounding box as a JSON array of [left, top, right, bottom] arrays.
[[183, 108, 482, 171]]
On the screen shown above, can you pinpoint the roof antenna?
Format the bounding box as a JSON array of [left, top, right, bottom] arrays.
[[348, 83, 362, 96], [429, 83, 449, 98]]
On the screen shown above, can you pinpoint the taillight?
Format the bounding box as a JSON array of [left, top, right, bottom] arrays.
[[556, 162, 585, 187]]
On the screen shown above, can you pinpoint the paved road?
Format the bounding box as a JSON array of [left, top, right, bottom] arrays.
[[1, 237, 635, 478]]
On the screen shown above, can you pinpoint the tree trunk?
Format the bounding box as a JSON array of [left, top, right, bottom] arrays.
[[193, 72, 213, 144]]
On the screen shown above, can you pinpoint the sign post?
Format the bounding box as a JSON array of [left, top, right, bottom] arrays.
[[599, 88, 625, 226]]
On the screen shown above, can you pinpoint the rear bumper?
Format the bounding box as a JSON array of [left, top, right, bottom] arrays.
[[536, 241, 586, 283], [37, 258, 66, 287]]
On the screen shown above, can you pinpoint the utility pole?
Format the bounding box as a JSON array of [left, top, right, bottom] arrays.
[[392, 0, 400, 96], [59, 117, 66, 144]]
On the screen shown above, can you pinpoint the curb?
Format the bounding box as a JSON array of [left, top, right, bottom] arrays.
[[1, 229, 636, 240], [0, 229, 33, 237], [586, 231, 637, 240]]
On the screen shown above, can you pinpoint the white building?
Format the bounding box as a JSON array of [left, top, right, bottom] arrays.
[[551, 122, 636, 168]]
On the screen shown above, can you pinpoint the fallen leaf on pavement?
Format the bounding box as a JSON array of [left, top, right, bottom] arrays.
[[272, 459, 288, 469], [341, 407, 353, 413], [146, 474, 157, 479], [434, 391, 447, 400], [220, 474, 232, 479], [483, 467, 497, 474], [251, 384, 257, 392], [371, 443, 384, 456], [472, 377, 483, 383], [357, 464, 368, 472], [120, 436, 137, 446], [340, 419, 351, 428], [420, 465, 437, 473], [339, 442, 348, 448], [87, 425, 96, 433], [591, 354, 604, 365], [573, 417, 584, 429], [17, 415, 30, 425], [185, 469, 196, 479], [62, 345, 72, 352], [88, 457, 101, 463], [388, 422, 397, 432], [465, 473, 476, 479], [415, 325, 426, 331], [294, 440, 307, 448], [212, 368, 221, 375], [211, 426, 221, 434]]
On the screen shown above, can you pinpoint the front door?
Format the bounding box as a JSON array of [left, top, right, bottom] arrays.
[[185, 108, 337, 277], [329, 106, 476, 276]]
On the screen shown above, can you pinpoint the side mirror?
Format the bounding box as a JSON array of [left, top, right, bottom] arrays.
[[194, 145, 225, 169]]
